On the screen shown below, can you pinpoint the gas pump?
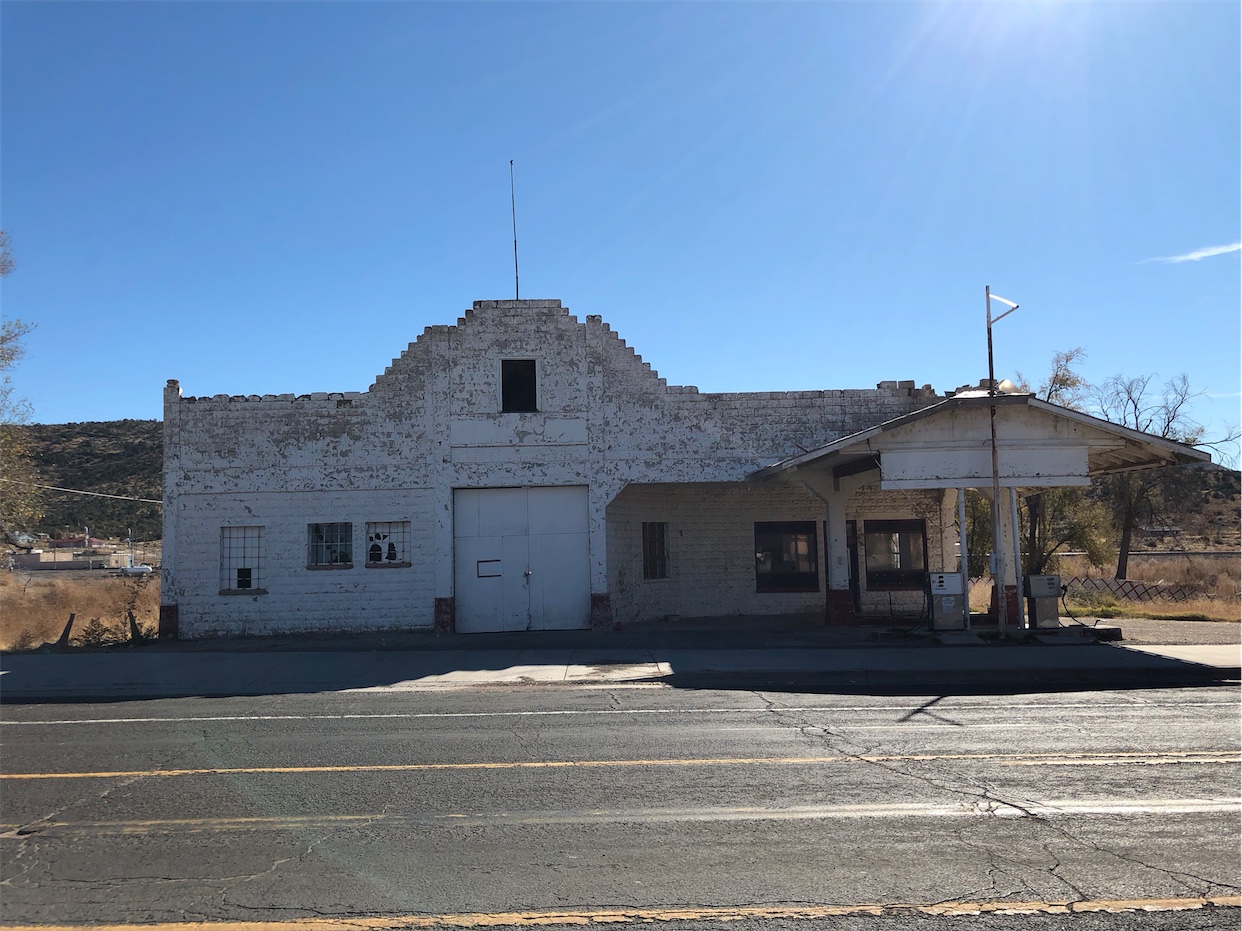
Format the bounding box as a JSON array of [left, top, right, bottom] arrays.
[[1026, 575, 1061, 628], [929, 573, 965, 630]]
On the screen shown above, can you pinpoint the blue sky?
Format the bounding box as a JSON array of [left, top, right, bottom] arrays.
[[3, 2, 1239, 462]]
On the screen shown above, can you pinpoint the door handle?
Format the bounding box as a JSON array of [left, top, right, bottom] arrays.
[[523, 569, 532, 577]]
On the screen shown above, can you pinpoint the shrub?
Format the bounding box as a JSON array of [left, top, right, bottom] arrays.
[[74, 617, 120, 648]]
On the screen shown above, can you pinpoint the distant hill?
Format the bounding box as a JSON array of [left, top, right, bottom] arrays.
[[1141, 461, 1241, 552], [13, 419, 1240, 551], [21, 420, 162, 541]]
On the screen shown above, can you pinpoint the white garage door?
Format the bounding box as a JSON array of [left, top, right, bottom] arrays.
[[454, 486, 591, 633]]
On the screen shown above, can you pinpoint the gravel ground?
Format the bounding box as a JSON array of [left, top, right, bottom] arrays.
[[1082, 616, 1241, 646]]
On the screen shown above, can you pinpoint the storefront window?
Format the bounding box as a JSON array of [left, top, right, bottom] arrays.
[[864, 519, 927, 590], [754, 521, 819, 593]]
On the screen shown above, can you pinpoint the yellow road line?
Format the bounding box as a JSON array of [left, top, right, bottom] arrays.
[[2, 750, 1235, 780], [3, 798, 1238, 837], [1, 896, 1238, 929]]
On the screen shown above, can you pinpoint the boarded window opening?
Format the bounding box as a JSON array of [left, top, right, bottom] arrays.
[[502, 359, 538, 412]]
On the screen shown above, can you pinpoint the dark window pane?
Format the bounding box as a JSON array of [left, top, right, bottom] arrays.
[[642, 522, 668, 579], [501, 359, 538, 412], [755, 521, 819, 593]]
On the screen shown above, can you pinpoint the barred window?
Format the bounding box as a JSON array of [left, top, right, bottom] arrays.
[[365, 521, 411, 567], [308, 522, 353, 568], [220, 526, 264, 594], [642, 522, 669, 580]]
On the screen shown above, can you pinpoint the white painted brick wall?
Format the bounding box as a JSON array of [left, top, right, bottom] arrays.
[[606, 483, 830, 623], [165, 300, 943, 636], [167, 490, 436, 638]]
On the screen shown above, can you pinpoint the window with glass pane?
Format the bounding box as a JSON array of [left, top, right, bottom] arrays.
[[220, 526, 264, 593], [754, 521, 819, 593], [307, 522, 353, 567], [864, 519, 927, 590], [642, 522, 669, 579]]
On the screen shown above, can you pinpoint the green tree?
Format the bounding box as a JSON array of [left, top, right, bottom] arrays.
[[1015, 349, 1112, 576], [963, 488, 993, 578]]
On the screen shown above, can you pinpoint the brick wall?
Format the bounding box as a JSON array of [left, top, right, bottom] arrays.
[[167, 489, 436, 638], [606, 482, 834, 623], [165, 300, 943, 636]]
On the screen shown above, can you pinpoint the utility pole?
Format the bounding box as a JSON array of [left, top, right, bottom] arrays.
[[985, 286, 1019, 637]]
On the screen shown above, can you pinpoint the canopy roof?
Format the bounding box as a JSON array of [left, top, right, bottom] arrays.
[[750, 394, 1210, 490]]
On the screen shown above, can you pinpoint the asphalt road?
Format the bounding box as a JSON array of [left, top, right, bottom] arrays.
[[2, 683, 1239, 930]]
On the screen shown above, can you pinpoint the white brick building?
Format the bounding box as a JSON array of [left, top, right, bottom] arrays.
[[162, 298, 1201, 638]]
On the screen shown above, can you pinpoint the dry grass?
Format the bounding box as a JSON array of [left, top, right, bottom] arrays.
[[1058, 553, 1241, 596], [1062, 591, 1239, 623], [966, 555, 1241, 623], [1058, 553, 1240, 622], [0, 572, 160, 651]]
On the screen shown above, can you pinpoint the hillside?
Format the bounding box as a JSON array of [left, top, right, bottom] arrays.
[[20, 420, 162, 540]]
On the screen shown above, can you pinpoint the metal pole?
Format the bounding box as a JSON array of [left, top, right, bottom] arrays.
[[986, 286, 1006, 636], [1010, 487, 1027, 630], [798, 478, 834, 625], [958, 486, 970, 629], [510, 160, 520, 300]]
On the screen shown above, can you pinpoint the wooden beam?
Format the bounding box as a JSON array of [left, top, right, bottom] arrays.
[[832, 455, 881, 480]]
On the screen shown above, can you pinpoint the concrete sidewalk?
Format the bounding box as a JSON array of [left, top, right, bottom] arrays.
[[1, 639, 1237, 702]]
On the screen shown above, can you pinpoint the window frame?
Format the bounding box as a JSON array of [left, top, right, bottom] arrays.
[[641, 521, 670, 580], [220, 526, 266, 595], [863, 518, 928, 591], [307, 522, 354, 569], [364, 520, 412, 568], [500, 358, 539, 413], [754, 521, 820, 594]]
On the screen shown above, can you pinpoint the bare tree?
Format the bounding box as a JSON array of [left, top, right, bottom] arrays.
[[1093, 373, 1236, 579], [0, 230, 13, 278]]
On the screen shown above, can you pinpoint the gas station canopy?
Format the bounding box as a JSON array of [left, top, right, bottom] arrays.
[[750, 393, 1210, 488]]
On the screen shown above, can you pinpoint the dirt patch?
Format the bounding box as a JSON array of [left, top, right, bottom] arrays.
[[0, 571, 159, 650], [1082, 616, 1241, 646]]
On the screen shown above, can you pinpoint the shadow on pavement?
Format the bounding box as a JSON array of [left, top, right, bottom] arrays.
[[1, 615, 1236, 704], [651, 666, 1241, 697]]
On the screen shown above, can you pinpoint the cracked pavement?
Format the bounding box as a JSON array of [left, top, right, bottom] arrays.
[[1, 684, 1238, 926]]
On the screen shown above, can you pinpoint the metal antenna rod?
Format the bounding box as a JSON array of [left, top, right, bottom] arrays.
[[510, 160, 519, 300]]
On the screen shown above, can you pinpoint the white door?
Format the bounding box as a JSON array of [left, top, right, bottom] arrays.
[[454, 486, 591, 633]]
